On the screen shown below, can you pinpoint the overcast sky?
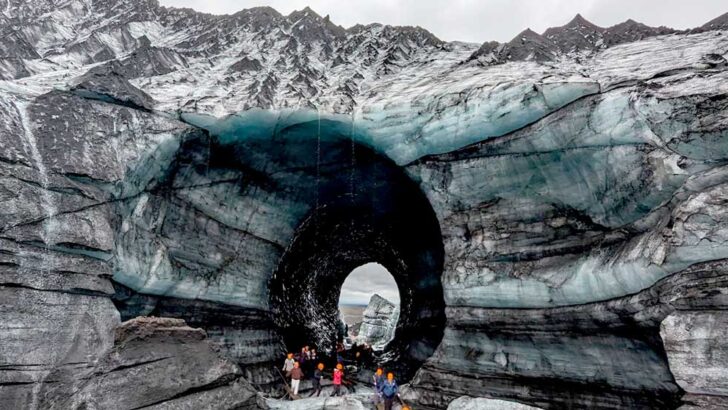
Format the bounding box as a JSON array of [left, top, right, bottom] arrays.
[[339, 263, 400, 306], [159, 0, 726, 43]]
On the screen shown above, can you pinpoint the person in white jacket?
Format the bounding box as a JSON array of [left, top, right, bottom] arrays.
[[282, 352, 295, 377]]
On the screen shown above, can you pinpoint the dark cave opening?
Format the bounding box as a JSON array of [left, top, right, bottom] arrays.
[[266, 123, 446, 383], [112, 117, 446, 386]]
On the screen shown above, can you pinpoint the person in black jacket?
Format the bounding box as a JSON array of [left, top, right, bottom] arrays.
[[309, 362, 324, 397]]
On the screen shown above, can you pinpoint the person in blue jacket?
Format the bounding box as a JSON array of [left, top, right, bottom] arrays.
[[380, 372, 399, 410], [372, 368, 385, 406]]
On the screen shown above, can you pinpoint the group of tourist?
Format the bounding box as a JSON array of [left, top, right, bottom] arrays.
[[282, 346, 336, 396], [282, 349, 348, 398], [281, 348, 406, 409]]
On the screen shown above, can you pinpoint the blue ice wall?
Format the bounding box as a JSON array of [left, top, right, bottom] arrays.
[[181, 79, 599, 166]]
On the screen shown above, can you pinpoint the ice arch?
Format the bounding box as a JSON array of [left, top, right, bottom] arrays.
[[268, 138, 446, 381], [112, 111, 446, 384]]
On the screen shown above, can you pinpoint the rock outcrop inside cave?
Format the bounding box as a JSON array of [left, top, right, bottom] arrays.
[[356, 294, 400, 349], [2, 2, 728, 410], [40, 316, 266, 409]]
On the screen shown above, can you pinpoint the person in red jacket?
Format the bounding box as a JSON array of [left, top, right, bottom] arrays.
[[331, 363, 344, 397]]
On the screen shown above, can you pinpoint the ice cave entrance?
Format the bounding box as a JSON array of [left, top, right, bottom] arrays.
[[111, 112, 448, 385], [339, 263, 401, 351]]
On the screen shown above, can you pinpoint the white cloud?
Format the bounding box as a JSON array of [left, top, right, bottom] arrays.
[[339, 262, 400, 305], [159, 0, 727, 43]]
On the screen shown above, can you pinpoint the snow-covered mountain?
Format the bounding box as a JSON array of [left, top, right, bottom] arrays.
[[469, 14, 678, 64], [0, 0, 451, 113], [1, 0, 727, 115]]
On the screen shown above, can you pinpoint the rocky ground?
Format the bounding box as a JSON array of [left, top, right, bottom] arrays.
[[34, 316, 266, 409]]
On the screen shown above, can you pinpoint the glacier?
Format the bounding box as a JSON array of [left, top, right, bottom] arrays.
[[1, 1, 728, 409]]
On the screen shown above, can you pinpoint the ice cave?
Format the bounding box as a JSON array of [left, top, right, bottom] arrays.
[[2, 1, 728, 409]]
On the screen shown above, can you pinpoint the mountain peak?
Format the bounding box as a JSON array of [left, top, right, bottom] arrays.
[[574, 13, 598, 26], [516, 28, 542, 39], [607, 18, 652, 31], [546, 13, 603, 34], [287, 6, 346, 40], [234, 6, 280, 16], [570, 13, 589, 24], [289, 6, 320, 19]]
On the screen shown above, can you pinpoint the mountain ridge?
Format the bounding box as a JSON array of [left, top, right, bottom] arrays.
[[2, 0, 726, 77], [0, 1, 726, 115], [468, 12, 707, 64]]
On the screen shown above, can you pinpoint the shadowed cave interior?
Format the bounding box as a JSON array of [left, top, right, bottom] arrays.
[[112, 117, 446, 385]]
